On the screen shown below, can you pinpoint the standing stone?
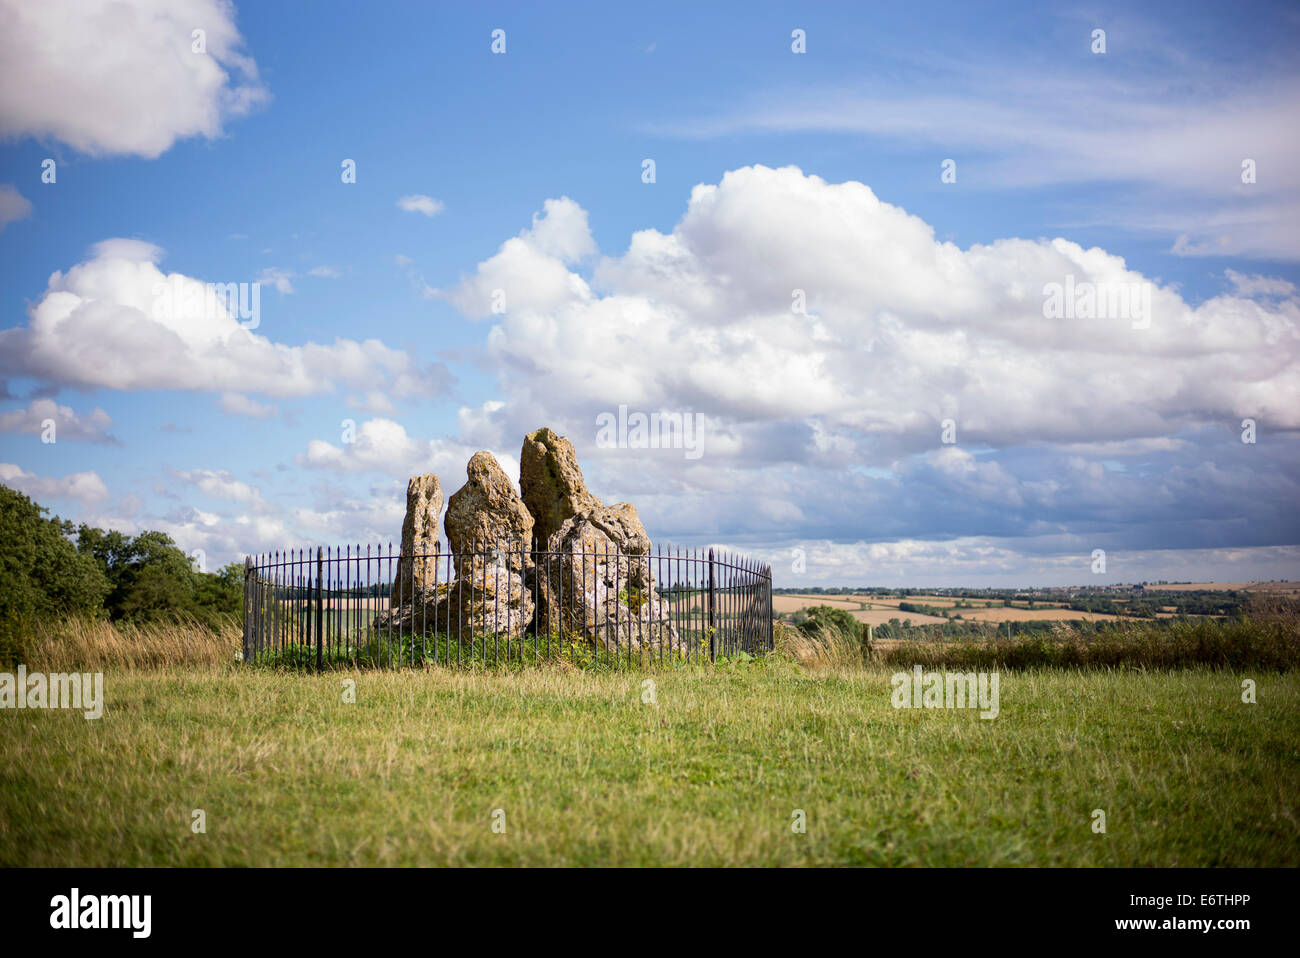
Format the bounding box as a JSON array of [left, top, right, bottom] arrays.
[[379, 552, 534, 642], [582, 501, 651, 555], [433, 551, 534, 641], [539, 503, 682, 654], [520, 427, 600, 549], [444, 451, 534, 576], [381, 432, 681, 655], [391, 473, 442, 606]]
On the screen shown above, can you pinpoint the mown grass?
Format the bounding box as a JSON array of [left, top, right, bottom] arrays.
[[1, 660, 1296, 866], [2, 610, 1297, 865]]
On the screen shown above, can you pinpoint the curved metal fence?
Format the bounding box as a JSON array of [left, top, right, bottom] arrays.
[[242, 541, 772, 668]]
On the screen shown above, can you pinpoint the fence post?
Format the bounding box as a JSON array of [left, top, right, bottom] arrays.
[[243, 555, 253, 664], [707, 547, 716, 662], [759, 561, 769, 649], [315, 546, 324, 671]]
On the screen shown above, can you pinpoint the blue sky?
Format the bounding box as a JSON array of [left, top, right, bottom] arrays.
[[1, 0, 1298, 586]]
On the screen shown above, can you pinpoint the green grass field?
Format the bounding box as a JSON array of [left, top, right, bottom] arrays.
[[2, 662, 1296, 866]]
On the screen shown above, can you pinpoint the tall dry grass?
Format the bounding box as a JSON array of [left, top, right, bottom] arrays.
[[774, 618, 870, 670], [776, 603, 1300, 673], [879, 613, 1298, 672], [1242, 590, 1300, 626], [11, 616, 240, 671], [13, 601, 1299, 675]]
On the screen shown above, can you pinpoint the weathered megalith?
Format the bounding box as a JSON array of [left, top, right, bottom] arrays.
[[435, 550, 534, 639], [379, 431, 678, 651], [444, 451, 534, 575], [391, 473, 443, 606], [381, 544, 535, 640], [539, 504, 682, 654], [520, 427, 600, 549], [381, 453, 536, 641], [519, 427, 681, 652], [379, 556, 535, 641]]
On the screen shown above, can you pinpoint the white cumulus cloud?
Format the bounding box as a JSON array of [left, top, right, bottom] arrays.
[[299, 417, 520, 485], [448, 166, 1300, 455], [0, 238, 450, 399], [0, 0, 269, 158], [0, 463, 110, 506], [429, 165, 1300, 558], [0, 398, 115, 442]]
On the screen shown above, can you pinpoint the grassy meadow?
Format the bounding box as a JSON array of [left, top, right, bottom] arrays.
[[1, 614, 1297, 866]]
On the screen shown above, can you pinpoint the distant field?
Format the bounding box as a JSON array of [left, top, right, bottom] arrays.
[[957, 607, 1122, 623], [868, 594, 976, 607], [774, 595, 950, 622], [850, 608, 948, 625], [774, 594, 1115, 625], [772, 595, 863, 613], [770, 585, 1281, 625], [281, 597, 388, 612]]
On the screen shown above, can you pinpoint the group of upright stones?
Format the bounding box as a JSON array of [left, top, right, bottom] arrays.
[[381, 427, 682, 653]]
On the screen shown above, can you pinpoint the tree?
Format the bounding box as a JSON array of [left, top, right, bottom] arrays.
[[797, 605, 858, 638], [0, 485, 110, 660], [76, 525, 242, 629]]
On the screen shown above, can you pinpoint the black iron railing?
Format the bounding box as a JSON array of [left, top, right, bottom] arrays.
[[242, 541, 772, 668]]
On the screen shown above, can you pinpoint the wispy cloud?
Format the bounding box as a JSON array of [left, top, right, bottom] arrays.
[[646, 57, 1300, 258], [397, 194, 445, 217], [257, 267, 295, 294], [0, 183, 32, 232]]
